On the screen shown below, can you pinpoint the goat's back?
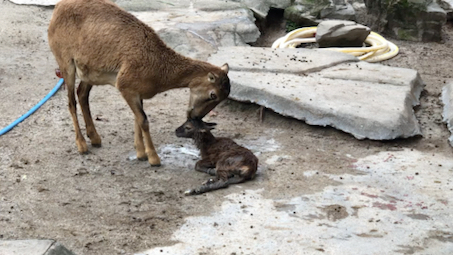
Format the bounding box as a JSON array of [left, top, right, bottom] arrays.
[[48, 0, 173, 78]]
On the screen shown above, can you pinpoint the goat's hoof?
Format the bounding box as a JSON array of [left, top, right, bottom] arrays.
[[136, 152, 148, 161], [148, 156, 161, 167], [76, 142, 89, 154], [91, 143, 102, 148], [184, 189, 194, 196], [137, 156, 148, 161]]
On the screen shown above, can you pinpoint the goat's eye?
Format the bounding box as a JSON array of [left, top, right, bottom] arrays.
[[184, 126, 192, 130], [210, 91, 217, 100]]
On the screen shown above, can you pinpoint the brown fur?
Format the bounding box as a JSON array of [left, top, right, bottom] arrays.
[[48, 0, 230, 166], [175, 119, 258, 195]]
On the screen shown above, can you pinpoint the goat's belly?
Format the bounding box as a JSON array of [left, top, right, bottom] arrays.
[[75, 65, 118, 86]]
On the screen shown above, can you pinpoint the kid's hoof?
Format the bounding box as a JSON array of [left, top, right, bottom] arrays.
[[202, 178, 215, 185], [184, 189, 194, 196], [150, 163, 161, 167]]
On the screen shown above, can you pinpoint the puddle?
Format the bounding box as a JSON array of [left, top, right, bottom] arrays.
[[127, 143, 199, 169]]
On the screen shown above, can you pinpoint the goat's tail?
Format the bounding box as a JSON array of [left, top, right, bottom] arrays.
[[185, 176, 246, 196]]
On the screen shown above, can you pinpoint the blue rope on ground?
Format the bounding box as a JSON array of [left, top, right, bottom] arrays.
[[0, 78, 64, 136]]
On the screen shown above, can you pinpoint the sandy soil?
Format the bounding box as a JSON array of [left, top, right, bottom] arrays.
[[0, 1, 452, 254]]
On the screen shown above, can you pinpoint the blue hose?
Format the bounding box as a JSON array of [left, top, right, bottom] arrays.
[[0, 78, 65, 136]]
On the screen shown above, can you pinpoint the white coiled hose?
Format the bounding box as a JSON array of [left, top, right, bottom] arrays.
[[272, 27, 399, 63]]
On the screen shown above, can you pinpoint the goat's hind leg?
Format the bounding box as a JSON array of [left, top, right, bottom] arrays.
[[77, 81, 101, 147], [65, 66, 88, 153], [195, 159, 216, 175], [185, 178, 229, 196]]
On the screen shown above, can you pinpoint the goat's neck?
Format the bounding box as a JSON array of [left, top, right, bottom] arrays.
[[193, 131, 217, 156], [163, 57, 214, 89]]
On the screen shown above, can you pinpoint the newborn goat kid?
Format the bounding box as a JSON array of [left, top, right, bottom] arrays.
[[175, 119, 258, 195]]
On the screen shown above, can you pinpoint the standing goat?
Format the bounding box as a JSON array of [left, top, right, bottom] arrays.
[[48, 0, 230, 166], [175, 119, 258, 195]]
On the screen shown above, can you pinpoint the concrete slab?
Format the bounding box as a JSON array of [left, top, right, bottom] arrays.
[[137, 149, 453, 255], [208, 47, 424, 140], [208, 46, 359, 74], [7, 0, 57, 6], [442, 82, 453, 146], [0, 240, 76, 255], [133, 9, 259, 59], [7, 0, 242, 9]]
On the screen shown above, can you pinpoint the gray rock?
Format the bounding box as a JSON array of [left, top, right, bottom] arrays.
[[156, 28, 216, 60], [285, 0, 356, 26], [0, 240, 76, 255], [442, 82, 453, 146], [316, 20, 371, 47], [116, 0, 242, 12], [208, 47, 424, 140], [320, 1, 356, 20], [364, 0, 446, 42], [284, 5, 320, 27], [8, 0, 56, 5], [438, 0, 453, 20], [231, 0, 292, 19], [131, 9, 259, 60]]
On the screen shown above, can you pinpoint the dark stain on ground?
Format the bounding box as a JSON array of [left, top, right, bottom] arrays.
[[323, 204, 348, 221]]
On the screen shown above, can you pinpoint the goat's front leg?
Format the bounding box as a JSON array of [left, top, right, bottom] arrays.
[[134, 118, 147, 160], [195, 159, 216, 175], [121, 91, 161, 167], [133, 99, 147, 160]]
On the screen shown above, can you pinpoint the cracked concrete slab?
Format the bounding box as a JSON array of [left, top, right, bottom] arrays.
[[0, 240, 76, 255], [209, 47, 424, 140], [137, 149, 453, 255]]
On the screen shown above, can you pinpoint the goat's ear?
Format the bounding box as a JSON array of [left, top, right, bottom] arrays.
[[204, 122, 217, 127], [221, 63, 229, 74], [203, 121, 217, 130], [208, 72, 216, 83]]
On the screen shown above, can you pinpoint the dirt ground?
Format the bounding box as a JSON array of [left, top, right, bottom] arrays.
[[1, 1, 453, 254]]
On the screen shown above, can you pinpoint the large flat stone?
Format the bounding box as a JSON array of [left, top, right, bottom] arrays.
[[209, 47, 424, 140], [133, 9, 259, 59], [0, 240, 76, 255], [209, 47, 359, 74]]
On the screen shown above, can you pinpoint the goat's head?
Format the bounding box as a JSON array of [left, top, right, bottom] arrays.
[[175, 119, 217, 138], [187, 63, 230, 120]]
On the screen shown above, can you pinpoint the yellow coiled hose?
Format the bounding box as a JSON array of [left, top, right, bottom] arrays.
[[271, 27, 399, 63]]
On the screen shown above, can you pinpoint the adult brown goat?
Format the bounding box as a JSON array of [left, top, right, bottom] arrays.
[[48, 0, 230, 166], [175, 119, 258, 195]]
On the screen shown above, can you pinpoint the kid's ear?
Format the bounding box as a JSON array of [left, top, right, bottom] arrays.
[[221, 63, 229, 74], [202, 121, 217, 130]]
